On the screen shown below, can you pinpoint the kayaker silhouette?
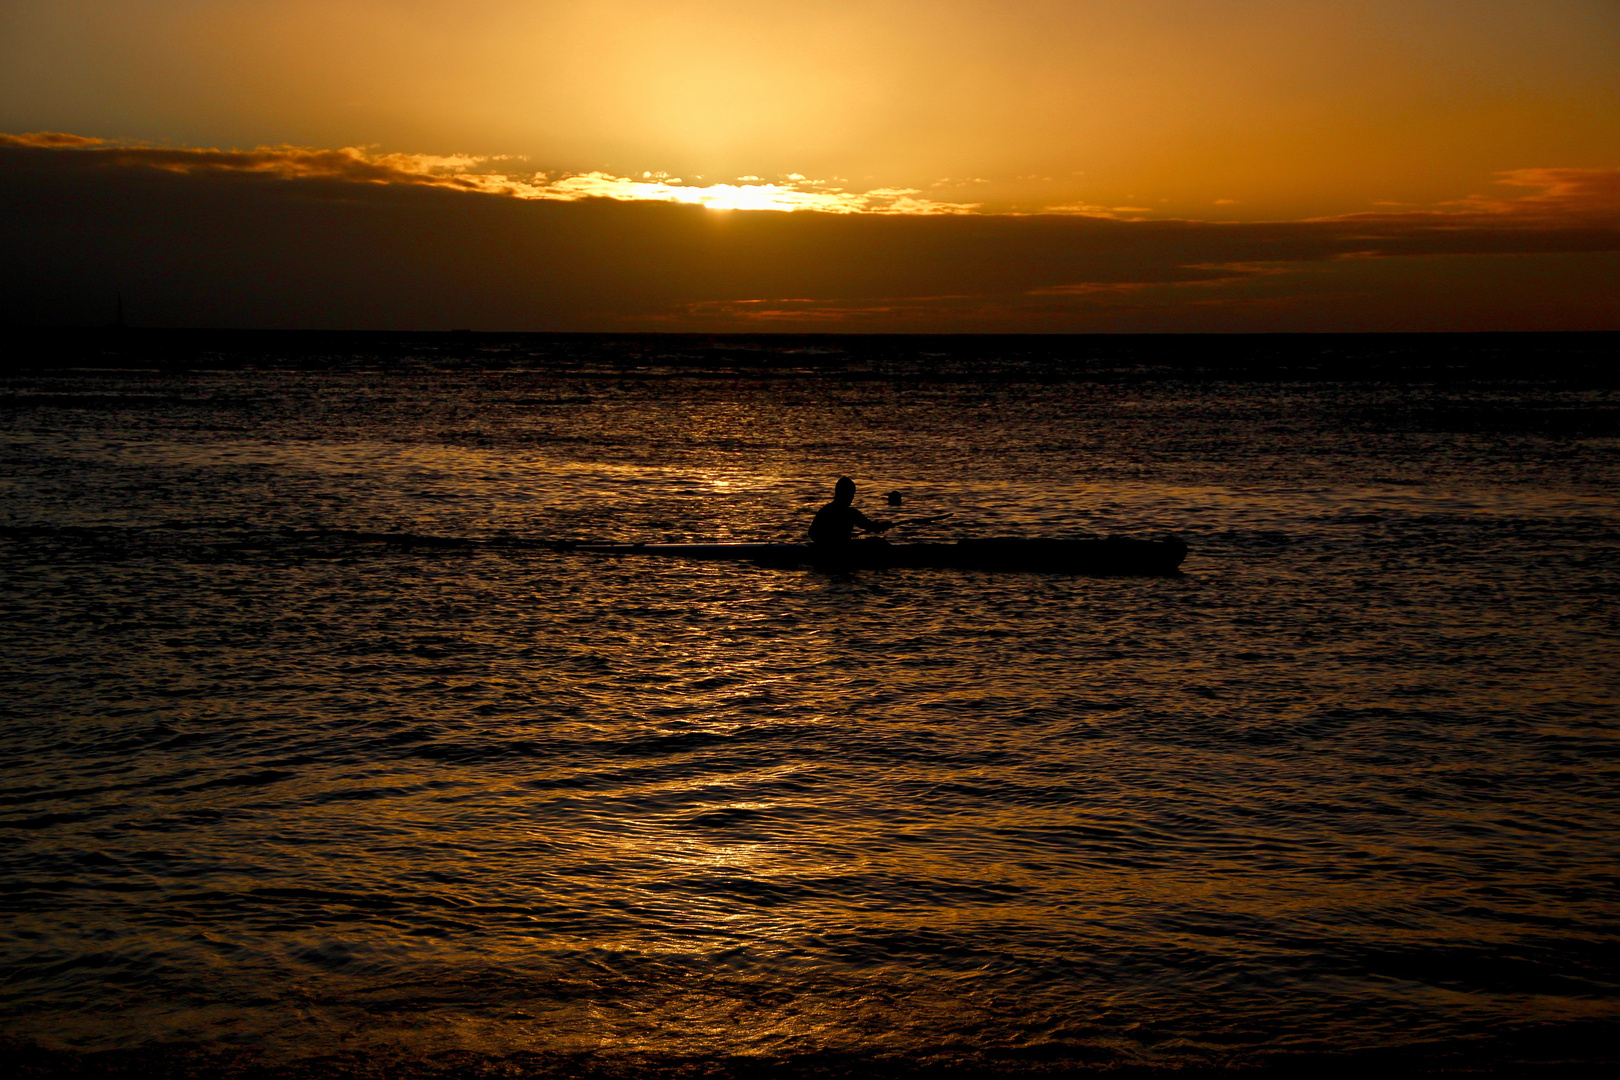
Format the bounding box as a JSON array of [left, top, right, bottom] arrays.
[[809, 476, 894, 546]]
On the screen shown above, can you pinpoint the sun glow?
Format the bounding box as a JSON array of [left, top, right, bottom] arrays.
[[531, 173, 979, 214]]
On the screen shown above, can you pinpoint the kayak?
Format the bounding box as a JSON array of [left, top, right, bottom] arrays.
[[566, 537, 1187, 575]]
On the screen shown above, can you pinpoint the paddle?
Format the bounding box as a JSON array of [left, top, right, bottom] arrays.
[[875, 512, 953, 532]]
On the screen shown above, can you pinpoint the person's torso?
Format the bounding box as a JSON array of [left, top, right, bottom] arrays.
[[809, 503, 858, 544]]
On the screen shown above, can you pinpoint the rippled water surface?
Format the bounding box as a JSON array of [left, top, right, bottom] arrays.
[[3, 335, 1618, 1075]]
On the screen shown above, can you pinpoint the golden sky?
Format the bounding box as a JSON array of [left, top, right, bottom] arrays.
[[1, 1, 1617, 329]]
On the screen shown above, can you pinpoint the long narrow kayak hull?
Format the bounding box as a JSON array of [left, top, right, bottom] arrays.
[[568, 538, 1187, 575]]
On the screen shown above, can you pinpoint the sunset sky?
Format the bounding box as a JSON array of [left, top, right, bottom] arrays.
[[2, 0, 1617, 331]]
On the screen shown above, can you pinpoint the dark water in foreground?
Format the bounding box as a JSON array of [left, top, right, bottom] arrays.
[[2, 334, 1618, 1077]]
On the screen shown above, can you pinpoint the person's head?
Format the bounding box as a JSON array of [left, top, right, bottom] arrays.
[[833, 476, 856, 505]]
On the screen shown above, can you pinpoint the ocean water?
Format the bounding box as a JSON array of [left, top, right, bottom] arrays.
[[2, 334, 1617, 1077]]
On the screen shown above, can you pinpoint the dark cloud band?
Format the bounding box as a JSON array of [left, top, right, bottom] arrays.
[[3, 135, 1616, 330]]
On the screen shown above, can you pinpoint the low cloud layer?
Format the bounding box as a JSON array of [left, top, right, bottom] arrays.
[[0, 133, 980, 215], [2, 134, 1616, 331]]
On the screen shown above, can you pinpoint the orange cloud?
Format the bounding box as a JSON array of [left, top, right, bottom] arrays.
[[1318, 168, 1620, 228], [1467, 168, 1620, 222], [0, 132, 514, 193], [0, 132, 107, 148]]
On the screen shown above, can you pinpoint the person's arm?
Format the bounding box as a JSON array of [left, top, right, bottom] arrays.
[[850, 508, 894, 533]]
